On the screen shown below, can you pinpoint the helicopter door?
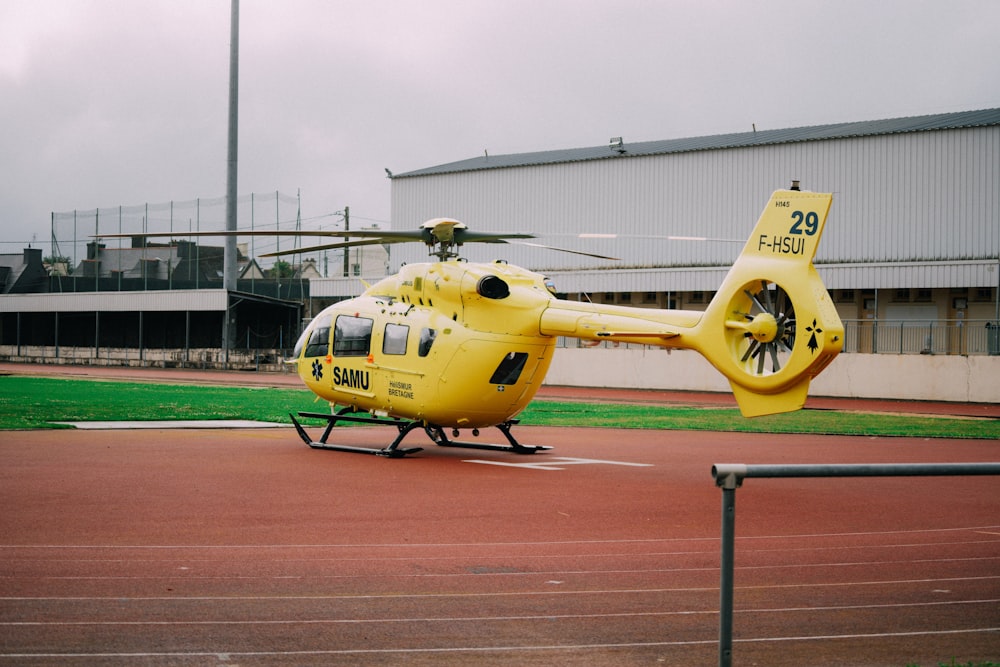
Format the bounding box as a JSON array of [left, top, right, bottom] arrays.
[[330, 315, 375, 395]]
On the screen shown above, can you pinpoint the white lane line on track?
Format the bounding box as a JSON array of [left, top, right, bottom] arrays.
[[3, 598, 998, 627], [0, 628, 997, 659], [3, 524, 999, 550], [3, 575, 1000, 601], [4, 556, 997, 582], [2, 538, 997, 566], [54, 420, 287, 429]]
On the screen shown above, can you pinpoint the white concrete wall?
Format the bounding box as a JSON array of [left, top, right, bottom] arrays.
[[0, 346, 287, 373], [543, 347, 1000, 404]]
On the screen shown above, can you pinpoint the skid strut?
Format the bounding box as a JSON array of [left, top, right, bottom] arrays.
[[423, 421, 550, 455], [289, 408, 550, 458]]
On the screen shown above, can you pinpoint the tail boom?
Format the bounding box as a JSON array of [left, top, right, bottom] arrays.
[[536, 188, 842, 418]]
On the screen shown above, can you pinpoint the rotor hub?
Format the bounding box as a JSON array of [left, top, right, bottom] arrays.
[[746, 312, 779, 343]]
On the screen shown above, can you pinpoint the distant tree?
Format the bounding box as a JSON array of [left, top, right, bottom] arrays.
[[43, 255, 73, 275], [271, 260, 293, 279]]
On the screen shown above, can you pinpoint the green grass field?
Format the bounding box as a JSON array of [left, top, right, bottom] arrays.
[[2, 376, 997, 439]]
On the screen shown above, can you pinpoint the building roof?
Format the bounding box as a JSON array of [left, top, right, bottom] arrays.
[[394, 108, 1000, 178], [0, 248, 47, 293]]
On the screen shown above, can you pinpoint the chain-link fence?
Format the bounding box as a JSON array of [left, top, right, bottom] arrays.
[[48, 191, 315, 291]]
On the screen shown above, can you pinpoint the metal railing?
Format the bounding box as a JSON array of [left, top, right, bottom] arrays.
[[710, 463, 1000, 667], [0, 344, 293, 372], [842, 319, 999, 355]]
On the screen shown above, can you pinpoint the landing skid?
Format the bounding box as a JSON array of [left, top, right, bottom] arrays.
[[289, 407, 550, 458]]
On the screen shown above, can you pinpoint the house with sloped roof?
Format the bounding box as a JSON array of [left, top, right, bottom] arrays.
[[0, 248, 47, 293]]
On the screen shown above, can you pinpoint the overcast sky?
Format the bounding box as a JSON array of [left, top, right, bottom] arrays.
[[2, 0, 998, 253]]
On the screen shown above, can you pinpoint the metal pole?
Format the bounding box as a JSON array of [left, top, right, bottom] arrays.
[[994, 257, 999, 341], [93, 208, 99, 293], [711, 462, 1000, 667], [169, 201, 173, 290], [872, 288, 878, 353], [342, 206, 350, 277], [223, 0, 240, 354], [72, 210, 77, 292], [224, 0, 239, 293], [718, 483, 737, 667], [117, 206, 123, 291], [714, 463, 1000, 480], [139, 311, 144, 367], [143, 203, 149, 291]]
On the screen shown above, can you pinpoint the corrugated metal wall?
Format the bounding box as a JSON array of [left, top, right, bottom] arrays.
[[390, 126, 1000, 289]]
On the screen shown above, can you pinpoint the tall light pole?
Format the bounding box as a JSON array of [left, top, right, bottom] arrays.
[[223, 0, 239, 352]]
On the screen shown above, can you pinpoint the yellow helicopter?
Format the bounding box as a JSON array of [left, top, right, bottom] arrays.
[[99, 185, 843, 457], [267, 185, 843, 457]]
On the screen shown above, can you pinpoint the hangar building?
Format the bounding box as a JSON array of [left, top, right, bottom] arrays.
[[307, 108, 1000, 357]]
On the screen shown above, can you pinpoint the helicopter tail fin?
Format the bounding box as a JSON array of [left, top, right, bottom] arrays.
[[694, 188, 843, 417]]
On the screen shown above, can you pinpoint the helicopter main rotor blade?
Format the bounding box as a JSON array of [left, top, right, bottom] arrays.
[[92, 220, 613, 261], [509, 241, 620, 260], [92, 229, 429, 241], [92, 230, 340, 239], [576, 233, 743, 243], [456, 230, 536, 243], [261, 237, 404, 258]]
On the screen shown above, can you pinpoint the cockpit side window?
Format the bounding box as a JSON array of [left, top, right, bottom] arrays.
[[333, 315, 374, 357], [303, 326, 330, 357], [418, 328, 437, 357], [383, 323, 409, 355]]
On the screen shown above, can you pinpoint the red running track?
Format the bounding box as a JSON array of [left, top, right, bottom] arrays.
[[1, 419, 998, 666]]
